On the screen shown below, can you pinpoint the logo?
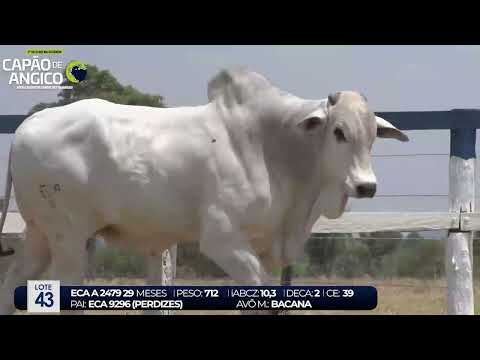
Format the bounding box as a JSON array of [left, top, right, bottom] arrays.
[[65, 61, 87, 83], [1, 49, 87, 90], [27, 280, 60, 313]]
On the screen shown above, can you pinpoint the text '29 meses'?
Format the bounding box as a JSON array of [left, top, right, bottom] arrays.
[[70, 289, 168, 297]]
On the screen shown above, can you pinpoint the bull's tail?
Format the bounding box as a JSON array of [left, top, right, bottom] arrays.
[[0, 145, 14, 256]]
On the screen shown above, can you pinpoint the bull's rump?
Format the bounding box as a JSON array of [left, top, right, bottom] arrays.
[[10, 99, 218, 243]]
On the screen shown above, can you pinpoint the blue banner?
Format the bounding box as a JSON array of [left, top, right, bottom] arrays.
[[15, 285, 377, 312]]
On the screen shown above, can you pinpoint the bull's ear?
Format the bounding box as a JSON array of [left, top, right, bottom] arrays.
[[297, 108, 327, 134], [375, 116, 409, 142]]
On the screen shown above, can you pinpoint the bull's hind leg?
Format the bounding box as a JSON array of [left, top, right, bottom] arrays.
[[43, 218, 96, 315], [0, 223, 51, 315], [144, 253, 164, 315]]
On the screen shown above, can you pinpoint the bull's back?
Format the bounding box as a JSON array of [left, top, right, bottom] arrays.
[[11, 99, 213, 236], [13, 98, 210, 179]]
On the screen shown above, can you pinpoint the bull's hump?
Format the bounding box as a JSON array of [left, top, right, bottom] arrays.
[[207, 68, 276, 106]]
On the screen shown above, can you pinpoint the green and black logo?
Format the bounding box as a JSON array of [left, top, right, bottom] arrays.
[[65, 61, 87, 83]]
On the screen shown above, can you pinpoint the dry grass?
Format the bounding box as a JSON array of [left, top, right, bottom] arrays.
[[57, 276, 480, 315]]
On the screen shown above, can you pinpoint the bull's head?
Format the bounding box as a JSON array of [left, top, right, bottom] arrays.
[[297, 91, 408, 219]]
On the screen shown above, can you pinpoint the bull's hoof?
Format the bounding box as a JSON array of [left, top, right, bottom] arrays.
[[0, 247, 14, 257], [240, 309, 289, 315], [269, 309, 289, 316]]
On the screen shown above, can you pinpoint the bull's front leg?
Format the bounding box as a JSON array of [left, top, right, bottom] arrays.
[[259, 250, 292, 315], [200, 205, 271, 315], [200, 205, 269, 286]]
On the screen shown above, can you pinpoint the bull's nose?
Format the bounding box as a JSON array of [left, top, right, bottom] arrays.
[[356, 183, 376, 198]]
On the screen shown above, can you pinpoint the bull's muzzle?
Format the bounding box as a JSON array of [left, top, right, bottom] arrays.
[[356, 182, 376, 198]]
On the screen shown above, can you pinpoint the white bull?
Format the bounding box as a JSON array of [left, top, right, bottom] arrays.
[[0, 68, 408, 314]]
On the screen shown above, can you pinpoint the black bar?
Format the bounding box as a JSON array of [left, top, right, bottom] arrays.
[[377, 109, 480, 130], [0, 115, 26, 134], [450, 128, 476, 160]]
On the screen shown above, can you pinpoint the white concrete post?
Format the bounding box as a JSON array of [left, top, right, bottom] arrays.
[[447, 127, 475, 314]]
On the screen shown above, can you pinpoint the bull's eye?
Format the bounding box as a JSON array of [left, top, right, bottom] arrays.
[[334, 127, 347, 142]]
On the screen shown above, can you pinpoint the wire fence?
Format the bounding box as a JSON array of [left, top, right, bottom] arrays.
[[78, 230, 479, 283]]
